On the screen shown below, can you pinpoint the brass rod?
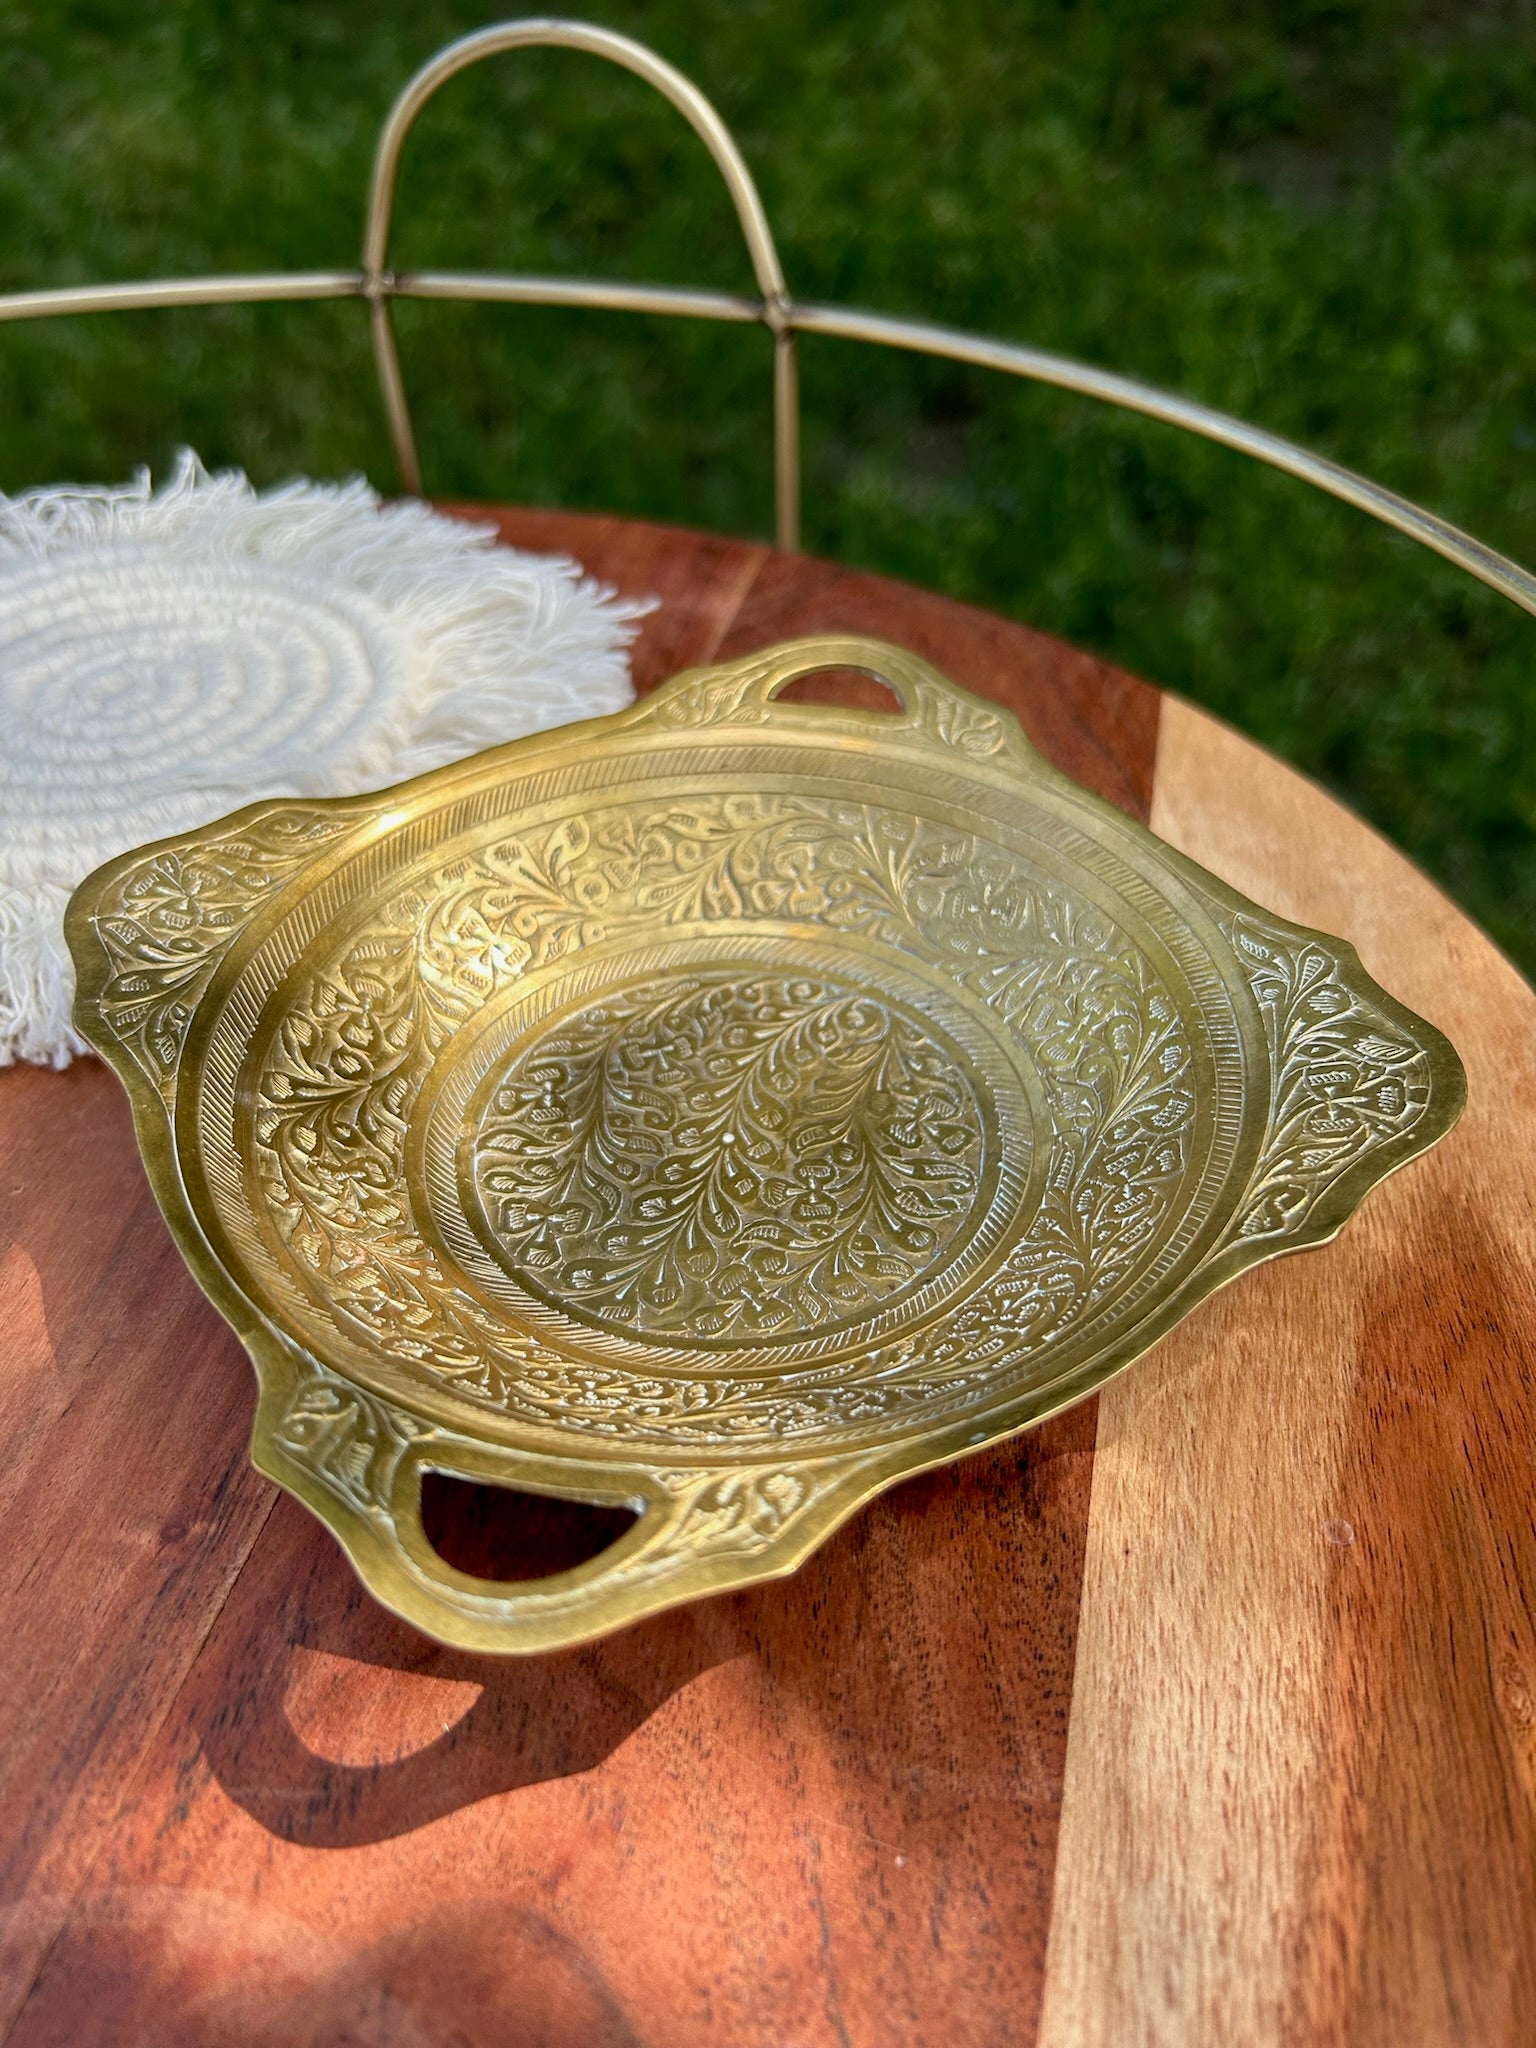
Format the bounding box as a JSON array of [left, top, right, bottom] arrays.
[[0, 273, 1530, 618], [789, 300, 1536, 621], [0, 267, 767, 329], [362, 18, 795, 510], [0, 272, 363, 323], [395, 270, 762, 323], [368, 294, 423, 497], [363, 21, 787, 297], [774, 330, 800, 552]]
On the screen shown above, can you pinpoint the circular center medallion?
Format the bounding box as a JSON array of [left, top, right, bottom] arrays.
[[407, 935, 1045, 1367], [467, 971, 988, 1342]]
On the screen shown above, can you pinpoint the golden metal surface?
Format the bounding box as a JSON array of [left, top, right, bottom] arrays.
[[67, 637, 1465, 1652], [4, 17, 1536, 613]]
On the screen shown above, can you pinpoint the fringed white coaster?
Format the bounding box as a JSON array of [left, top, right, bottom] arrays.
[[0, 451, 651, 1068]]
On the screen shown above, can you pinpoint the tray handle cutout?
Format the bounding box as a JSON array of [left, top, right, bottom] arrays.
[[636, 633, 1032, 766], [251, 1344, 872, 1653]]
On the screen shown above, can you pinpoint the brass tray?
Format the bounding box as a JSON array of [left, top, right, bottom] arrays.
[[67, 636, 1464, 1652]]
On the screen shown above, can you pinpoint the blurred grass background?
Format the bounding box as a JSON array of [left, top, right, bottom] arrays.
[[2, 1, 1534, 969]]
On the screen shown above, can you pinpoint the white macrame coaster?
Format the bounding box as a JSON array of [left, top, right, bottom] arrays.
[[0, 451, 652, 1068]]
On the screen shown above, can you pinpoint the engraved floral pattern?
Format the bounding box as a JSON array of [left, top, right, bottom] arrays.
[[267, 1347, 824, 1584], [89, 789, 1445, 1458], [270, 1352, 432, 1523], [472, 972, 986, 1340], [244, 790, 1203, 1445], [88, 806, 355, 1093], [70, 658, 1459, 1647], [1222, 915, 1432, 1239], [643, 661, 1012, 761], [653, 1466, 811, 1555]]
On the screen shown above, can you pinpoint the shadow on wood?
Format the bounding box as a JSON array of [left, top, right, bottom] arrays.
[[183, 1407, 1093, 1857]]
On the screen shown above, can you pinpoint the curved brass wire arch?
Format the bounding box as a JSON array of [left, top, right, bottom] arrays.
[[362, 19, 799, 543], [0, 16, 1532, 617]]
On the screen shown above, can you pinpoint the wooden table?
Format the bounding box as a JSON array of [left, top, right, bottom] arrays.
[[2, 509, 1533, 2047]]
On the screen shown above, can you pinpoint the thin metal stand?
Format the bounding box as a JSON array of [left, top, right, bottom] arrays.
[[1, 17, 1529, 614]]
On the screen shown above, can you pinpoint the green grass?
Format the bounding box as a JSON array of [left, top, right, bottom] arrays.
[[3, 1, 1534, 971]]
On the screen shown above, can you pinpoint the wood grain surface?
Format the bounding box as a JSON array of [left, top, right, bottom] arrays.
[[0, 512, 1529, 2047], [1039, 698, 1536, 2048]]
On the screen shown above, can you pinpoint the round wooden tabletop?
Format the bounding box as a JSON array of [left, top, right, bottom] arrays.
[[2, 508, 1532, 2047]]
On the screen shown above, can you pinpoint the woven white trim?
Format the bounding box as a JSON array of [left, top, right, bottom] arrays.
[[0, 451, 652, 1068]]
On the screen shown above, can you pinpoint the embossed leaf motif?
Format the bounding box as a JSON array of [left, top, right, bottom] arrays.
[[70, 640, 1462, 1659], [247, 792, 1205, 1438], [273, 1364, 431, 1521], [235, 785, 1433, 1453], [659, 1468, 811, 1555], [923, 690, 1008, 757], [259, 943, 422, 1258], [473, 974, 986, 1341], [1225, 915, 1432, 1240], [92, 808, 354, 1087]]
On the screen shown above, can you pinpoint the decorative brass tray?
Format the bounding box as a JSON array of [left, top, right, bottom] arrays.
[[67, 636, 1464, 1652]]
